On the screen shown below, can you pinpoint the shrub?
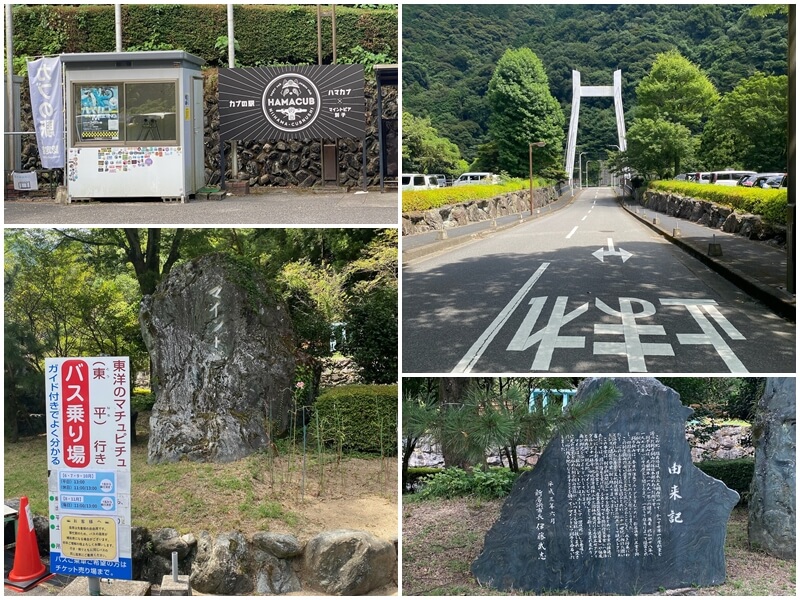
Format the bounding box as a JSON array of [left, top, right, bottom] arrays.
[[406, 467, 443, 493], [417, 467, 521, 500], [345, 284, 397, 384], [648, 181, 788, 225], [314, 384, 397, 456], [696, 458, 754, 505], [402, 179, 549, 213]]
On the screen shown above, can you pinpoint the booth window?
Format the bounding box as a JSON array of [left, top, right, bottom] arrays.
[[74, 81, 178, 144]]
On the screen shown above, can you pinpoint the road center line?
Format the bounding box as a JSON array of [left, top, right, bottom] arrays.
[[452, 262, 551, 373], [581, 215, 587, 221], [566, 226, 578, 239]]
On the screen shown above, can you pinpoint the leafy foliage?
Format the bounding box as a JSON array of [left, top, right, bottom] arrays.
[[484, 48, 565, 177], [345, 285, 397, 384], [11, 4, 397, 68], [635, 50, 719, 134], [647, 181, 788, 224], [403, 5, 787, 167], [696, 458, 755, 505], [659, 377, 765, 422], [313, 384, 398, 455], [624, 117, 696, 179], [402, 112, 469, 177], [700, 73, 788, 172], [417, 467, 521, 500]]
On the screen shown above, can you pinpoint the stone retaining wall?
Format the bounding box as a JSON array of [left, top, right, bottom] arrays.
[[13, 501, 398, 596], [320, 356, 361, 388], [401, 187, 561, 236], [641, 190, 786, 247], [410, 425, 753, 468]]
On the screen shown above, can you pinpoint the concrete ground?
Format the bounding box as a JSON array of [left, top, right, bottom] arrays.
[[3, 188, 398, 226]]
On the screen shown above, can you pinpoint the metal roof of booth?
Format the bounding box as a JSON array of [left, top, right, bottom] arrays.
[[60, 50, 205, 69]]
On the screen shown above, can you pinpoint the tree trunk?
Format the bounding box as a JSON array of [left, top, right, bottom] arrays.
[[439, 377, 472, 469]]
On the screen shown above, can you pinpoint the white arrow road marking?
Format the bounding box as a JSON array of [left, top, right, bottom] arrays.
[[452, 262, 550, 373], [592, 238, 632, 263], [566, 226, 578, 239]]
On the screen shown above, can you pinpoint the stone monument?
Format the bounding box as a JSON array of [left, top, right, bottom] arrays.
[[140, 253, 296, 463], [748, 377, 795, 559], [471, 377, 739, 594]]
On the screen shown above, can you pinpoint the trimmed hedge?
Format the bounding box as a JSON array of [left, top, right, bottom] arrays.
[[314, 384, 397, 456], [11, 4, 397, 69], [648, 180, 788, 225], [696, 458, 754, 505], [402, 179, 548, 213]]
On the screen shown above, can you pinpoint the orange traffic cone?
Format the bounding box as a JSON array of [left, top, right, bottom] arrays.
[[4, 496, 52, 591]]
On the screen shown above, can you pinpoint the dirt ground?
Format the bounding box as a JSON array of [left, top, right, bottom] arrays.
[[402, 498, 795, 596]]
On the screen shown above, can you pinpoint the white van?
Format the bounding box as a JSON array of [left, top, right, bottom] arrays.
[[709, 170, 757, 186], [452, 172, 498, 187], [401, 173, 439, 191]]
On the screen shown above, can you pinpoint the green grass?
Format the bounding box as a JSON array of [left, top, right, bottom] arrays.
[[402, 178, 550, 212], [648, 180, 788, 224], [5, 422, 396, 537]]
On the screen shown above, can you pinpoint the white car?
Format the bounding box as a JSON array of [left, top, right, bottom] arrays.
[[401, 173, 439, 191], [452, 172, 499, 186]]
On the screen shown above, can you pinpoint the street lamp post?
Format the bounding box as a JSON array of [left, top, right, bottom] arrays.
[[585, 160, 593, 188], [529, 141, 546, 215]]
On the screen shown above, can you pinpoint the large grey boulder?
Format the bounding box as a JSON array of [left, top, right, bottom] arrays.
[[252, 533, 303, 594], [303, 530, 396, 595], [749, 377, 796, 559], [472, 377, 739, 594], [190, 531, 253, 595], [140, 253, 295, 464]]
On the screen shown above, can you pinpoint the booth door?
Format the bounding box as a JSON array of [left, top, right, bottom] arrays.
[[382, 118, 398, 177], [192, 77, 205, 192]]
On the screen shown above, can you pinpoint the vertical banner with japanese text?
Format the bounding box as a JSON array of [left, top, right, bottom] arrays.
[[27, 56, 65, 169], [45, 357, 132, 579]]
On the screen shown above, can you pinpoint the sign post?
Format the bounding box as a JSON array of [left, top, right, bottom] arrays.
[[45, 357, 133, 585]]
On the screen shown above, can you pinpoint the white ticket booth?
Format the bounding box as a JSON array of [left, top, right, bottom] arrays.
[[62, 51, 205, 202]]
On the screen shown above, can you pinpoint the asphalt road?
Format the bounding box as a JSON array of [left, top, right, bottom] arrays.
[[402, 187, 795, 374], [3, 189, 398, 226]]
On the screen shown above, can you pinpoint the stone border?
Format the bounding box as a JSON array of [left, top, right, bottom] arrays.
[[10, 499, 399, 597], [401, 187, 560, 236], [641, 189, 786, 247]]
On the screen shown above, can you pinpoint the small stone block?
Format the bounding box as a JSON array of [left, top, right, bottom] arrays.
[[708, 243, 723, 257], [58, 577, 151, 596], [209, 192, 226, 201], [673, 228, 681, 237], [437, 230, 448, 240], [160, 574, 192, 596], [652, 217, 659, 224]]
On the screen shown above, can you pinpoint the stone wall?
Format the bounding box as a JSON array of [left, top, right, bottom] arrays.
[[641, 190, 786, 247], [204, 72, 397, 189], [16, 503, 398, 596], [410, 425, 753, 468], [320, 356, 361, 388], [401, 187, 561, 236]]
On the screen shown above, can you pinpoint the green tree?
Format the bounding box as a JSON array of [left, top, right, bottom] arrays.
[[402, 111, 469, 177], [484, 48, 565, 177], [623, 117, 696, 178], [700, 73, 788, 171], [635, 49, 719, 134], [403, 378, 621, 478]]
